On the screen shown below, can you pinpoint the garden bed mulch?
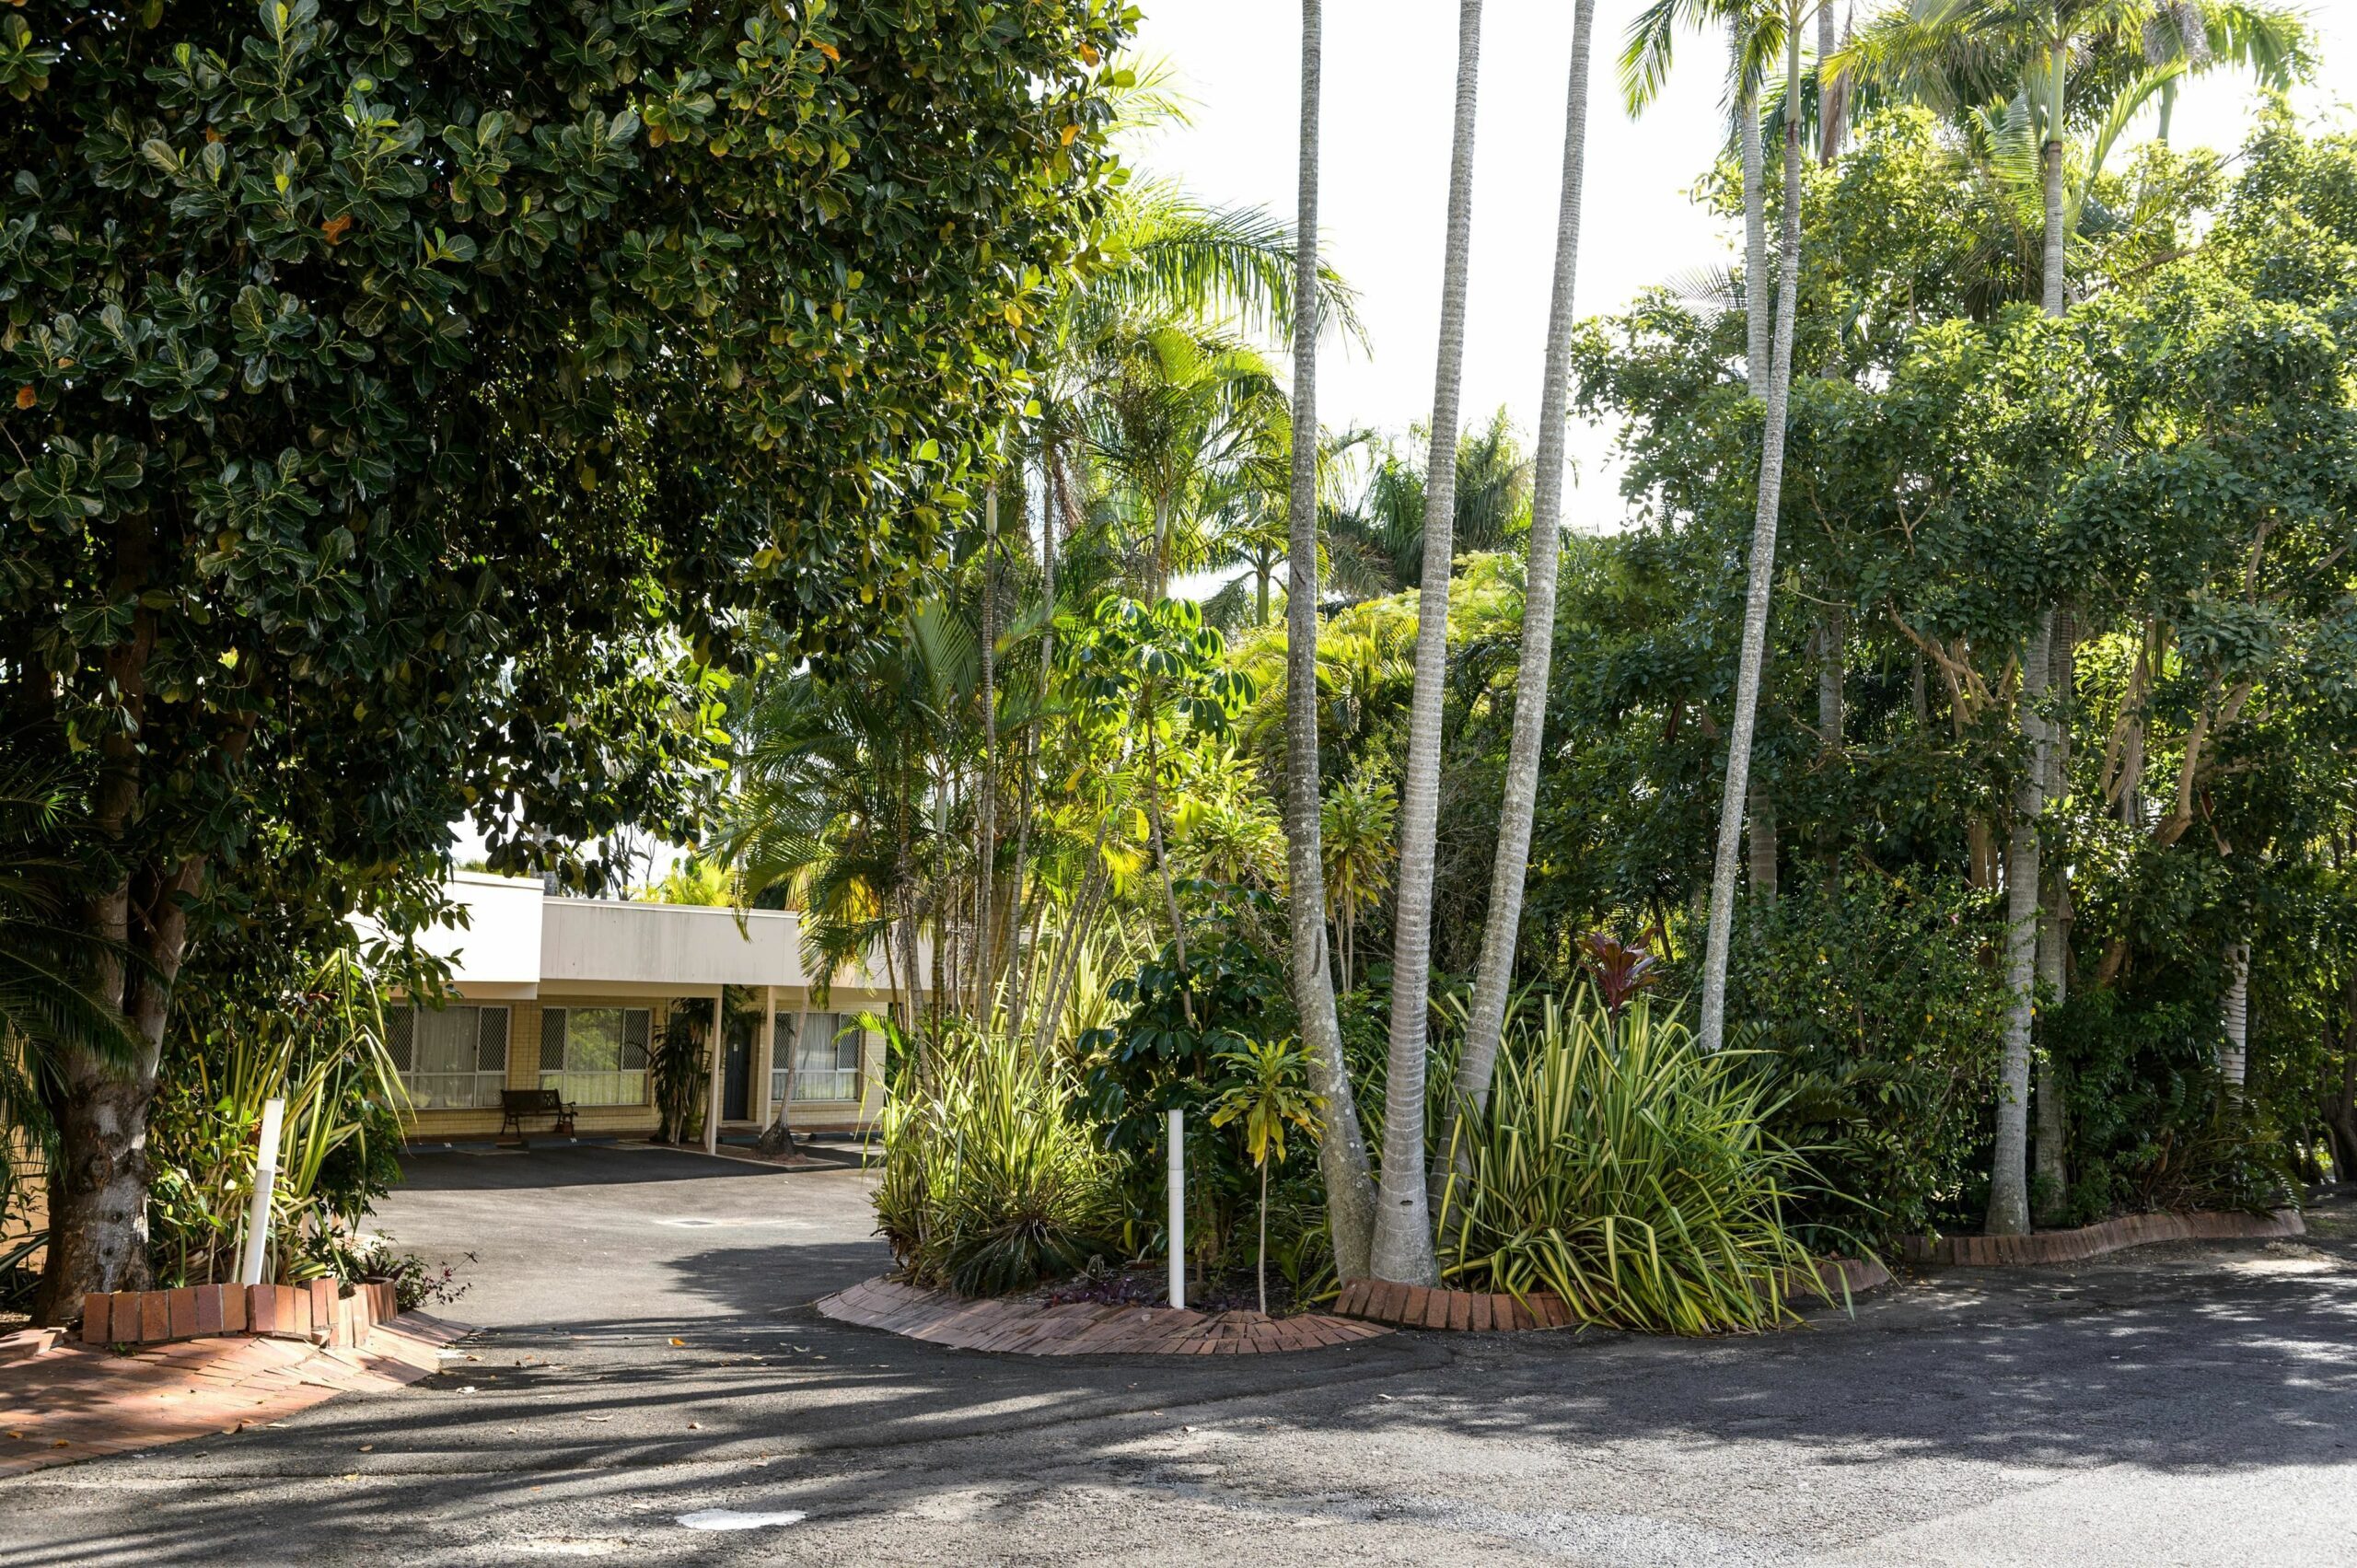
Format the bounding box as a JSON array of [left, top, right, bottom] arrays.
[[1330, 1254, 1891, 1333], [1899, 1207, 2305, 1267], [815, 1278, 1391, 1356]]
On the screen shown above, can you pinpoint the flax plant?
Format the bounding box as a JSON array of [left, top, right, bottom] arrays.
[[1435, 993, 1836, 1334], [873, 1025, 1120, 1296]]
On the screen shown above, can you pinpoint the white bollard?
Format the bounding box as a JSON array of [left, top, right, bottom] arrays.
[[1167, 1109, 1185, 1311], [238, 1098, 286, 1287]]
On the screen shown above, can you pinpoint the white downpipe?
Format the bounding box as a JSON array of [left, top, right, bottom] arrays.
[[1167, 1109, 1185, 1310], [238, 1098, 286, 1286]]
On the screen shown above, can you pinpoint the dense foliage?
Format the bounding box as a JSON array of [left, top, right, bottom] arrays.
[[3, 0, 1132, 1307]]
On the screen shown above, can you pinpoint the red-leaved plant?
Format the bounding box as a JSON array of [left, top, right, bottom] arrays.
[[1577, 932, 1661, 1017]]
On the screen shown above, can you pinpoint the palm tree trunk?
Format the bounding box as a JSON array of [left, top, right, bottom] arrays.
[[1990, 609, 2054, 1236], [1376, 0, 1485, 1288], [1283, 0, 1376, 1283], [2220, 939, 2250, 1088], [1992, 43, 2073, 1231], [1698, 6, 1805, 1057], [2033, 886, 2068, 1216], [2034, 608, 2074, 1219], [1740, 27, 1768, 401], [976, 485, 999, 1020], [1817, 0, 1845, 164], [1443, 0, 1597, 1175], [1142, 715, 1196, 1029], [1011, 460, 1053, 1039], [1747, 784, 1779, 902]]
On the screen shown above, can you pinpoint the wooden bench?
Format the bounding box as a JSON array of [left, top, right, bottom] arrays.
[[500, 1087, 576, 1143]]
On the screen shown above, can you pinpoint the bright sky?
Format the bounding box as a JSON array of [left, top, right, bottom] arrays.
[[1133, 1, 2357, 529]]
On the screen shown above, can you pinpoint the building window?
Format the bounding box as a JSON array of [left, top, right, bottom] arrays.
[[539, 1006, 651, 1108], [388, 1005, 510, 1110], [771, 1012, 862, 1105]]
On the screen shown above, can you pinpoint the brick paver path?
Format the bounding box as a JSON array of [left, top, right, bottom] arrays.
[[818, 1278, 1391, 1355], [0, 1312, 468, 1479]]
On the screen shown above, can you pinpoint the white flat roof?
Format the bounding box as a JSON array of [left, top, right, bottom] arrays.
[[368, 872, 901, 996]]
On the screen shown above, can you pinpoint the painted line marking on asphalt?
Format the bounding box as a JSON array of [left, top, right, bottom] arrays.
[[676, 1508, 807, 1531]]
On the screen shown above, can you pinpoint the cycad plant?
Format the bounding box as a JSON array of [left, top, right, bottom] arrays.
[[1435, 993, 1837, 1334]]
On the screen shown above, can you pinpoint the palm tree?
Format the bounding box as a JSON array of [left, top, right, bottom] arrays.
[[1698, 0, 1812, 1057], [1086, 323, 1291, 599], [1281, 0, 1379, 1285], [1444, 0, 1602, 1177], [1321, 412, 1531, 604], [1377, 0, 1487, 1288], [1319, 762, 1398, 996], [1624, 0, 1784, 401]]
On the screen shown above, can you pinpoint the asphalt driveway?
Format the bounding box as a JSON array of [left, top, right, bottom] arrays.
[[3, 1144, 2352, 1566]]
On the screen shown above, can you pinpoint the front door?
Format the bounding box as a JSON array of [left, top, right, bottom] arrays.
[[722, 1020, 752, 1122]]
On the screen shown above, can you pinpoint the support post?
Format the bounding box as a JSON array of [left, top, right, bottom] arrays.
[[1167, 1108, 1185, 1310], [704, 991, 725, 1156], [238, 1098, 286, 1287]]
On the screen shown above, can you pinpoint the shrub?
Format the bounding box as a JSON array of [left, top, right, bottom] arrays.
[[1436, 993, 1834, 1335], [875, 1028, 1120, 1297], [1081, 890, 1304, 1267], [145, 948, 408, 1289], [1724, 872, 2005, 1246]]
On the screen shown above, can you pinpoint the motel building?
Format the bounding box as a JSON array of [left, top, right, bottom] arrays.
[[384, 872, 911, 1150]]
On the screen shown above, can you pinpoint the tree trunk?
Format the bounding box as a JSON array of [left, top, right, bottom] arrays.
[[1284, 0, 1376, 1283], [1814, 607, 1845, 750], [1740, 27, 1768, 401], [1747, 784, 1779, 905], [1442, 0, 1597, 1185], [35, 563, 211, 1320], [39, 1040, 160, 1320], [976, 484, 999, 1020], [1993, 61, 2072, 1232], [1990, 610, 2054, 1237], [1817, 0, 1848, 165], [1376, 0, 1485, 1288], [756, 1005, 808, 1159], [2324, 989, 2357, 1180], [1011, 459, 1055, 1040], [1142, 717, 1195, 1029], [2034, 610, 2074, 1220], [1257, 1159, 1271, 1316], [2220, 939, 2250, 1089], [1697, 10, 1805, 1056]]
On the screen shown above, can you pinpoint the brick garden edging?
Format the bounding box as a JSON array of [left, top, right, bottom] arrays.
[[80, 1279, 402, 1351], [1899, 1207, 2304, 1266], [1332, 1254, 1891, 1332], [1334, 1278, 1572, 1331], [817, 1277, 1392, 1355]]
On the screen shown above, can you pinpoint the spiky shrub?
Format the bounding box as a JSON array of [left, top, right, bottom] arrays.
[[874, 1029, 1119, 1297], [1436, 994, 1834, 1335]]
